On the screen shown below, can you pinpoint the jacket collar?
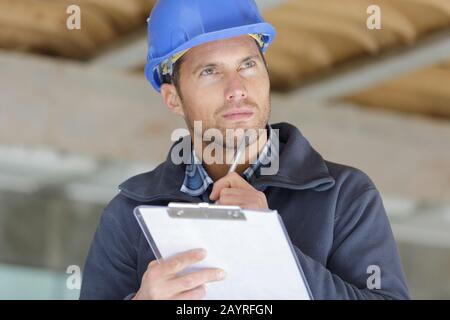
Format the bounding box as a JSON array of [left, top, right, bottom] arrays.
[[119, 122, 335, 202]]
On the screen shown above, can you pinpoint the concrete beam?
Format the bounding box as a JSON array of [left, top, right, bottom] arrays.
[[89, 30, 148, 70], [291, 29, 450, 100]]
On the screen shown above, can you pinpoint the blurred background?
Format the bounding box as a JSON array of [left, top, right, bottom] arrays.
[[0, 0, 449, 299]]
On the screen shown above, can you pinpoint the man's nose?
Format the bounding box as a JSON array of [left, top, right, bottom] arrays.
[[225, 74, 248, 102]]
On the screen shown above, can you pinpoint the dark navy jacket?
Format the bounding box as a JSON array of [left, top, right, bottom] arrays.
[[80, 122, 410, 300]]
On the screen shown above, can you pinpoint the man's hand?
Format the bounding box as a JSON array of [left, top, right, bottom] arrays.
[[133, 248, 226, 300], [209, 172, 269, 210]]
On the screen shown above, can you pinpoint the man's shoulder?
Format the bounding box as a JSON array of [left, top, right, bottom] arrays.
[[98, 166, 165, 224], [101, 157, 188, 223], [100, 192, 141, 227], [324, 160, 378, 196], [118, 164, 165, 197], [321, 161, 387, 226]]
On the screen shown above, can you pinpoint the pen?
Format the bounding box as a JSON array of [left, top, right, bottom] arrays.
[[228, 135, 249, 174]]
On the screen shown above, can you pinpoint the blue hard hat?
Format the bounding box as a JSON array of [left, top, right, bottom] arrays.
[[145, 0, 276, 92]]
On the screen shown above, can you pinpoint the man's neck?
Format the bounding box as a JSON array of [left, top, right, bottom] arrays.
[[193, 129, 268, 182]]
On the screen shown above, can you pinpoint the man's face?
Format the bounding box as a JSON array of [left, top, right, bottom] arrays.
[[166, 35, 271, 148]]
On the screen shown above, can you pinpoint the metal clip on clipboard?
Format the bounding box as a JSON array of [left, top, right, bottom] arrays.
[[167, 202, 246, 221]]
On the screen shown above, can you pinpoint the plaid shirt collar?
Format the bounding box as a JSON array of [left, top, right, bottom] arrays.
[[180, 125, 275, 200]]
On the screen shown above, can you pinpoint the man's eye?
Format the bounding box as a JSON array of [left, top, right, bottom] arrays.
[[242, 60, 256, 69], [200, 68, 215, 76]]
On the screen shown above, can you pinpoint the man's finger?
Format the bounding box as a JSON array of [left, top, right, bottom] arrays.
[[158, 248, 207, 277], [172, 285, 207, 300], [216, 192, 251, 207], [168, 268, 226, 295], [147, 259, 159, 269], [215, 188, 268, 210], [210, 172, 252, 200], [215, 188, 250, 204]]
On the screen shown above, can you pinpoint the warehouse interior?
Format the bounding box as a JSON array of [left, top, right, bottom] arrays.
[[0, 0, 449, 299]]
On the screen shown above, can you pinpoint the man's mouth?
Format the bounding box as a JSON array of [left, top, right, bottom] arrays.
[[222, 108, 254, 121]]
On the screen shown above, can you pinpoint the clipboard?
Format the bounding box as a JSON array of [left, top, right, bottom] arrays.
[[134, 202, 312, 300]]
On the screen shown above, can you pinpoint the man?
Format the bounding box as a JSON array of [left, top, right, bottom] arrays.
[[80, 0, 409, 300]]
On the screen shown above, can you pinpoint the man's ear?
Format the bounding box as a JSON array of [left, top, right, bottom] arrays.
[[160, 83, 185, 117]]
